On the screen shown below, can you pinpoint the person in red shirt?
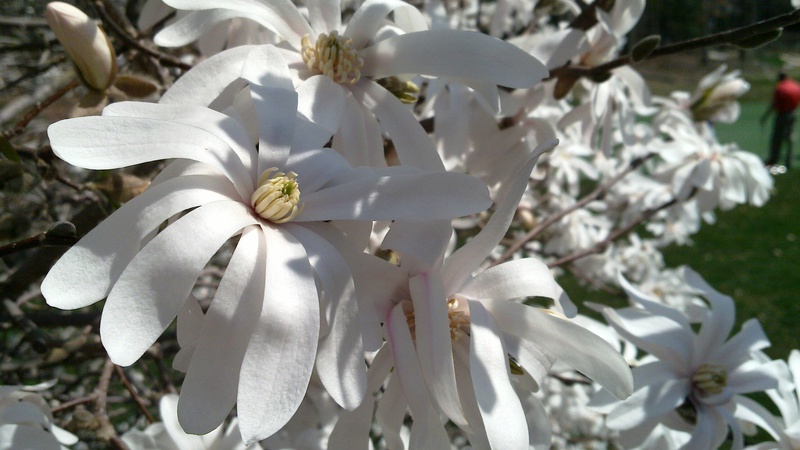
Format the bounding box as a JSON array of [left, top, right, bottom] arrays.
[[761, 72, 800, 169]]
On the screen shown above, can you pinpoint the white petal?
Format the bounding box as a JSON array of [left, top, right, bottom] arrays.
[[468, 300, 529, 449], [0, 424, 61, 450], [381, 220, 452, 271], [603, 306, 693, 370], [103, 102, 257, 186], [350, 79, 444, 171], [606, 378, 690, 430], [153, 9, 242, 47], [484, 299, 633, 400], [176, 295, 204, 352], [42, 175, 239, 310], [307, 0, 341, 34], [344, 0, 427, 49], [714, 319, 770, 369], [375, 376, 407, 450], [48, 116, 252, 199], [100, 201, 257, 366], [459, 258, 565, 308], [443, 147, 552, 290], [160, 45, 254, 106], [237, 225, 319, 444], [241, 45, 297, 172], [409, 273, 467, 428], [178, 227, 266, 434], [162, 0, 312, 49], [385, 302, 450, 449], [360, 30, 548, 88], [294, 75, 346, 150], [299, 171, 491, 221], [285, 224, 366, 410], [683, 268, 736, 364], [332, 93, 385, 167]]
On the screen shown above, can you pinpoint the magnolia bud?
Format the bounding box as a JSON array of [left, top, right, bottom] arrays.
[[45, 2, 117, 91]]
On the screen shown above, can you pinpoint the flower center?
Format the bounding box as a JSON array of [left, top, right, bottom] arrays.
[[301, 31, 364, 85], [692, 363, 727, 396], [251, 168, 303, 223], [403, 298, 470, 343]]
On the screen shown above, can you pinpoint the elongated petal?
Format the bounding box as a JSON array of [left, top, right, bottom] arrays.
[[42, 175, 239, 309], [285, 224, 366, 410], [345, 0, 427, 49], [361, 30, 548, 88], [443, 147, 552, 291], [237, 225, 319, 444], [459, 258, 565, 308], [606, 378, 690, 430], [483, 299, 633, 400], [618, 272, 689, 327], [381, 219, 452, 271], [48, 116, 252, 199], [101, 201, 257, 366], [307, 0, 340, 34], [294, 75, 346, 150], [103, 102, 257, 187], [350, 79, 444, 171], [178, 227, 266, 434], [328, 346, 394, 450], [468, 300, 529, 449], [714, 319, 770, 369], [160, 45, 254, 106], [331, 93, 385, 167], [385, 301, 450, 449], [602, 307, 693, 370], [375, 376, 407, 450], [299, 171, 491, 221], [154, 9, 242, 47], [241, 45, 297, 172], [409, 273, 467, 428], [683, 268, 736, 364], [162, 0, 312, 49]]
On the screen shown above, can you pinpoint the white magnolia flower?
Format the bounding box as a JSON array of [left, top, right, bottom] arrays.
[[653, 124, 774, 213], [0, 382, 78, 450], [122, 394, 256, 450], [329, 152, 632, 449], [591, 268, 786, 450], [42, 47, 491, 444], [153, 0, 548, 168], [689, 65, 751, 124]]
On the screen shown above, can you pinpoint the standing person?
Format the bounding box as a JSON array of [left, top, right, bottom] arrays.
[[761, 72, 800, 170]]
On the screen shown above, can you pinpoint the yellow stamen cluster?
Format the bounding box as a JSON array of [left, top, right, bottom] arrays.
[[251, 168, 303, 223], [301, 31, 364, 85], [692, 363, 727, 396]]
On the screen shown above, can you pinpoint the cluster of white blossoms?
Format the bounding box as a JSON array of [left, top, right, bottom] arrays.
[[18, 0, 798, 449]]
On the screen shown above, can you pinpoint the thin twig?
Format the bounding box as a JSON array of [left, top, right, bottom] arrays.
[[0, 227, 78, 257], [1, 79, 79, 140], [95, 358, 129, 450], [51, 395, 96, 413], [114, 365, 156, 424], [94, 0, 192, 71], [493, 154, 654, 266], [547, 196, 678, 268], [550, 8, 800, 80]]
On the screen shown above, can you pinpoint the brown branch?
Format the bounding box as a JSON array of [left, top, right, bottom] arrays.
[[0, 223, 78, 257], [94, 0, 192, 72], [51, 395, 96, 413], [1, 79, 79, 140], [547, 196, 678, 268], [550, 8, 800, 80], [493, 154, 654, 266], [95, 358, 129, 450], [114, 365, 156, 423]]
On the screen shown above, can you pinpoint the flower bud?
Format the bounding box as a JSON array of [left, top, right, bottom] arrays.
[[45, 2, 117, 91]]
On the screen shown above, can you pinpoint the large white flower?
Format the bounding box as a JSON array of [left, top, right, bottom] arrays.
[[153, 0, 548, 168], [591, 268, 786, 450], [41, 46, 491, 444], [328, 151, 632, 449]]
